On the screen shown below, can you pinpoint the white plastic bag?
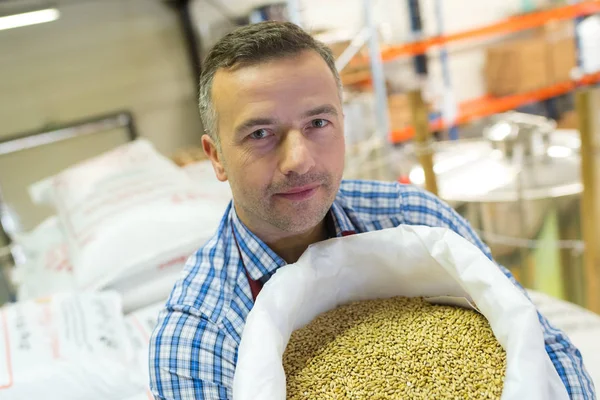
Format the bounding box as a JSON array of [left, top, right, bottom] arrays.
[[123, 301, 165, 400], [11, 215, 182, 313], [29, 139, 228, 293], [529, 290, 600, 389], [124, 300, 164, 375], [0, 292, 145, 400], [122, 393, 154, 400], [115, 262, 182, 313], [11, 216, 64, 258], [233, 225, 569, 400], [11, 217, 75, 301], [183, 160, 232, 200], [578, 15, 600, 74]]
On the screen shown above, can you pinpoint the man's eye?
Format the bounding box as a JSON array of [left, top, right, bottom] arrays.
[[249, 129, 270, 140], [311, 119, 329, 129]]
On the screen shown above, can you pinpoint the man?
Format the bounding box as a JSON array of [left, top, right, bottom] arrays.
[[149, 21, 595, 399]]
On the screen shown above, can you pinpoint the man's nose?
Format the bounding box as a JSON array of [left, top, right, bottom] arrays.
[[278, 129, 316, 176]]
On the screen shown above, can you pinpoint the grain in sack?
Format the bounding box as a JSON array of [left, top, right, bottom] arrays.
[[284, 296, 506, 399], [233, 225, 571, 400]]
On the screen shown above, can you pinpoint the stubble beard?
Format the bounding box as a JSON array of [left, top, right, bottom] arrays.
[[239, 171, 339, 234]]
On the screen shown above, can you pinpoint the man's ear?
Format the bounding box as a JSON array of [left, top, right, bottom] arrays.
[[202, 134, 228, 182]]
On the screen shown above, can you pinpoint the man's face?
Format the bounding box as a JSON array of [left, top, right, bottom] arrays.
[[204, 50, 345, 235]]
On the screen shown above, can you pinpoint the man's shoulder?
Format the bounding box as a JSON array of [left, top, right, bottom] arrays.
[[339, 179, 435, 197], [164, 229, 241, 325], [149, 233, 241, 398], [338, 179, 440, 216]]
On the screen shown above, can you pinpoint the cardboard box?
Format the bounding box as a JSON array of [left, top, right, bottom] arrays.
[[388, 94, 412, 131], [328, 40, 352, 59], [556, 110, 579, 130], [548, 37, 576, 83], [485, 20, 577, 96], [542, 19, 574, 43], [325, 39, 372, 88], [543, 20, 577, 83], [387, 93, 433, 132], [171, 147, 207, 166], [485, 37, 550, 96]]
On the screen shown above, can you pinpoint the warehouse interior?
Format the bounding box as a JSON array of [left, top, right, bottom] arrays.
[[1, 0, 600, 398]]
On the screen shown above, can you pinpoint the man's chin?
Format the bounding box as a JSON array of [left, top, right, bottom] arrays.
[[269, 207, 329, 233], [276, 193, 328, 211]]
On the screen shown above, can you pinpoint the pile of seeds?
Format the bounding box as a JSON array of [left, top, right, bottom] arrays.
[[283, 296, 506, 399]]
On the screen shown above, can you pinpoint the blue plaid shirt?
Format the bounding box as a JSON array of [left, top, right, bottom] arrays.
[[149, 180, 595, 399]]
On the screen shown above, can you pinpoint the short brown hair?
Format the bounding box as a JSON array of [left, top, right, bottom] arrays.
[[199, 21, 342, 142]]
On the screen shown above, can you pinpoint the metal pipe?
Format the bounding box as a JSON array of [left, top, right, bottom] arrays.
[[286, 0, 303, 27], [363, 0, 390, 180], [407, 0, 428, 77], [408, 90, 438, 195], [0, 112, 136, 155], [406, 0, 439, 191], [363, 0, 390, 140], [433, 0, 458, 140], [335, 27, 370, 72], [0, 189, 11, 249], [575, 88, 600, 313], [513, 143, 534, 288], [169, 0, 202, 91]]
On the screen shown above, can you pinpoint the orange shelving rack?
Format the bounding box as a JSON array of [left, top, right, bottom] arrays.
[[390, 72, 600, 143], [352, 1, 600, 65], [337, 1, 600, 143], [390, 73, 600, 143]]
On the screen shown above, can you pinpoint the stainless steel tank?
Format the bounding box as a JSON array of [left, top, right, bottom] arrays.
[[407, 112, 584, 302]]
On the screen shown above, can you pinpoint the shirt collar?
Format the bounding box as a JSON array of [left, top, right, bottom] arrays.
[[230, 206, 287, 281], [329, 198, 356, 237], [229, 197, 357, 282]]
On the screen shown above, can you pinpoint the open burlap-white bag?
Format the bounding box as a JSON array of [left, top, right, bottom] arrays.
[[233, 225, 569, 400], [29, 139, 228, 293]]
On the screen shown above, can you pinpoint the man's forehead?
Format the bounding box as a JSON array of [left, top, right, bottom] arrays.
[[212, 52, 335, 96], [211, 52, 339, 120]]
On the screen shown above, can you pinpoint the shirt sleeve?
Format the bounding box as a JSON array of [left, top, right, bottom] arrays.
[[149, 306, 237, 400], [398, 184, 597, 399]]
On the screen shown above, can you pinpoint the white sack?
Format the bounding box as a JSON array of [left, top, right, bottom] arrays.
[[11, 215, 183, 313], [11, 216, 64, 258], [183, 160, 232, 200], [11, 216, 75, 301], [124, 300, 164, 376], [115, 263, 182, 313], [29, 139, 229, 293], [122, 393, 154, 400], [0, 292, 145, 400], [123, 301, 165, 400], [233, 225, 569, 400], [529, 290, 600, 389]]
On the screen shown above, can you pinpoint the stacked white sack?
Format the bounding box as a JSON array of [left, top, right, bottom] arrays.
[[11, 213, 186, 313], [11, 217, 74, 301], [0, 292, 146, 400], [123, 301, 166, 400], [529, 290, 600, 389], [27, 140, 230, 311]]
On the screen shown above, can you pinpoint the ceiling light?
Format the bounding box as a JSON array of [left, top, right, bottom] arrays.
[[0, 8, 59, 32]]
